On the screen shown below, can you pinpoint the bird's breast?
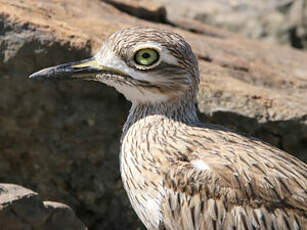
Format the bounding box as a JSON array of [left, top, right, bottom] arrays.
[[120, 124, 167, 229]]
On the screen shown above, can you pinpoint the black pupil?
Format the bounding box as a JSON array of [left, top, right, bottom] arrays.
[[142, 52, 150, 59]]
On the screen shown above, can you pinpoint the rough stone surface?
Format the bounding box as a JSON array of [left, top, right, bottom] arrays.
[[0, 0, 306, 229], [0, 184, 87, 230], [155, 0, 307, 50], [103, 0, 168, 23]]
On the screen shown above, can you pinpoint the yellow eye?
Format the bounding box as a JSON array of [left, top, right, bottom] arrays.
[[134, 48, 159, 66]]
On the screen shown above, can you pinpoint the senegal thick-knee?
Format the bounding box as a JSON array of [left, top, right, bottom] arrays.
[[30, 27, 307, 230]]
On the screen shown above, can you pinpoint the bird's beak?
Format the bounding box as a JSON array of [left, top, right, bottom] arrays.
[[29, 57, 128, 81]]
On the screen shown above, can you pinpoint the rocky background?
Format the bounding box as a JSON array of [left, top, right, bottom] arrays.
[[0, 0, 306, 229]]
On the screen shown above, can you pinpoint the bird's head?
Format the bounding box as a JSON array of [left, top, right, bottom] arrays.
[[30, 27, 199, 104]]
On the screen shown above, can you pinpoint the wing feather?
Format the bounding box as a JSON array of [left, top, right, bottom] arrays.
[[159, 125, 307, 230]]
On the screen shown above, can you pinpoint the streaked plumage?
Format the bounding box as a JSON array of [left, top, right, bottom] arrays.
[[30, 27, 307, 230]]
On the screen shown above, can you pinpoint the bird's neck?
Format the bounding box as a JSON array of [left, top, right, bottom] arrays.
[[122, 97, 199, 140]]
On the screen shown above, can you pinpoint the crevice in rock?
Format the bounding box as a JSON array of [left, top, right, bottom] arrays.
[[101, 0, 227, 38], [101, 0, 174, 25], [68, 0, 226, 38], [171, 21, 227, 38], [220, 63, 249, 72], [289, 27, 304, 49], [198, 55, 213, 63]]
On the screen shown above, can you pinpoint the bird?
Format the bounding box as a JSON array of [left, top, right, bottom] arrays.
[[29, 27, 307, 230]]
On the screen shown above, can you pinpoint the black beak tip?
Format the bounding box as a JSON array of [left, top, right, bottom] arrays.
[[28, 58, 100, 80], [28, 67, 55, 79], [29, 72, 38, 79]]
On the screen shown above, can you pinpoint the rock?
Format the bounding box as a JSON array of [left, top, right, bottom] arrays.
[[287, 0, 307, 49], [155, 0, 307, 50], [43, 201, 87, 230], [0, 0, 306, 229], [0, 184, 86, 230], [103, 0, 168, 23]]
